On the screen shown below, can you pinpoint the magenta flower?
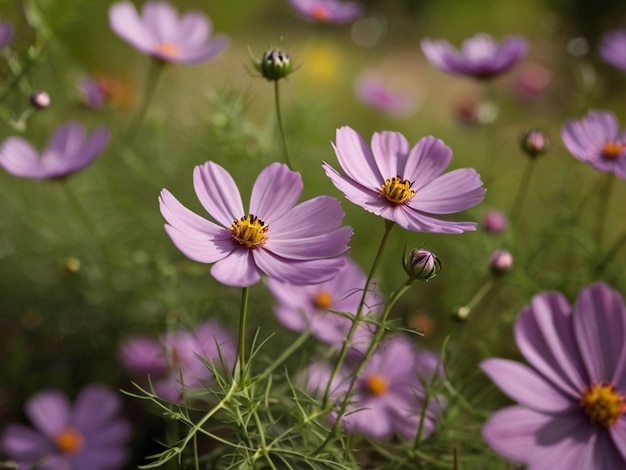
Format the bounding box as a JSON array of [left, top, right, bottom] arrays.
[[160, 161, 352, 287], [120, 320, 236, 402], [481, 283, 626, 469], [288, 0, 363, 23], [0, 122, 109, 180], [1, 384, 131, 470], [109, 1, 228, 65], [561, 110, 626, 179], [308, 336, 445, 439], [323, 126, 485, 233], [421, 33, 529, 80], [0, 21, 13, 49], [267, 257, 382, 353], [600, 29, 626, 71], [354, 75, 417, 117]]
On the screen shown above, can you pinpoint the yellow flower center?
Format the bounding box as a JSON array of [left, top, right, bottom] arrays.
[[580, 383, 626, 427], [379, 176, 416, 204], [311, 5, 330, 21], [55, 428, 84, 455], [363, 373, 389, 396], [313, 291, 333, 309], [155, 42, 179, 58], [602, 141, 625, 159], [230, 214, 268, 249]]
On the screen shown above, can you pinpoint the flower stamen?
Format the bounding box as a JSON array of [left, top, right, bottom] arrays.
[[230, 214, 268, 249], [311, 5, 330, 21], [313, 291, 333, 309], [580, 383, 626, 427], [363, 373, 389, 396], [601, 141, 625, 159], [379, 176, 416, 204], [55, 428, 84, 454], [155, 42, 179, 58]]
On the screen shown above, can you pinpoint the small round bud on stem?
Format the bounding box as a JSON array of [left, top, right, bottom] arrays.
[[520, 129, 549, 158], [403, 248, 441, 281], [482, 209, 508, 234], [30, 91, 51, 110], [454, 305, 471, 321], [253, 48, 293, 81], [489, 249, 513, 275]]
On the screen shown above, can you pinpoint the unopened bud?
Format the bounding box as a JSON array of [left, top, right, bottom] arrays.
[[403, 248, 441, 281], [30, 91, 51, 109], [63, 256, 81, 275], [520, 129, 549, 158], [482, 209, 508, 234], [454, 305, 471, 321], [253, 48, 293, 81], [489, 250, 513, 275]]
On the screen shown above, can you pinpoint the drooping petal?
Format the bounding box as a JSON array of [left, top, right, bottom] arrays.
[[25, 390, 71, 438], [254, 249, 346, 285], [333, 126, 382, 188], [249, 163, 302, 224], [109, 1, 155, 52], [370, 131, 410, 178], [409, 168, 485, 214], [210, 249, 260, 287], [193, 161, 244, 227], [572, 282, 626, 384], [514, 292, 587, 397], [0, 137, 46, 179], [481, 359, 576, 412], [402, 136, 453, 190]]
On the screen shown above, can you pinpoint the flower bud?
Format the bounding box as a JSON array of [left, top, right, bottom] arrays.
[[30, 91, 51, 109], [482, 209, 508, 234], [454, 305, 471, 321], [489, 249, 513, 275], [520, 129, 549, 158], [403, 248, 441, 281], [253, 48, 293, 81]]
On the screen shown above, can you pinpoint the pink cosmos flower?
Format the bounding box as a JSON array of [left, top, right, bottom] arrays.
[[600, 29, 626, 71], [288, 0, 363, 23], [109, 1, 228, 65], [0, 21, 13, 49], [481, 283, 626, 469], [354, 75, 416, 117], [0, 122, 109, 180], [561, 110, 626, 179], [1, 384, 131, 470], [160, 161, 352, 287], [120, 320, 236, 402], [323, 126, 485, 233], [307, 336, 446, 439], [421, 33, 529, 80], [267, 257, 383, 353]]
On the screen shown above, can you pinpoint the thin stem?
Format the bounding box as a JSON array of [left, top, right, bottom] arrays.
[[509, 157, 537, 229], [481, 81, 498, 187], [236, 286, 250, 374], [274, 80, 294, 169], [456, 277, 495, 320], [322, 220, 395, 405], [126, 59, 163, 144], [595, 230, 626, 276], [595, 172, 615, 247]]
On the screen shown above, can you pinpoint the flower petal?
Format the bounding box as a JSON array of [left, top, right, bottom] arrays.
[[322, 162, 382, 208], [176, 35, 228, 64], [333, 126, 382, 187], [610, 419, 626, 463], [193, 161, 244, 227], [480, 359, 576, 412], [396, 205, 477, 233], [402, 136, 453, 190], [0, 137, 45, 179], [0, 424, 54, 462], [266, 226, 352, 260], [270, 195, 346, 238], [370, 131, 410, 179], [25, 390, 71, 438], [173, 11, 209, 47], [210, 248, 260, 287], [254, 249, 346, 285], [141, 1, 179, 42], [109, 1, 155, 52], [68, 126, 110, 173], [409, 168, 485, 214], [249, 163, 302, 224], [70, 385, 125, 433]]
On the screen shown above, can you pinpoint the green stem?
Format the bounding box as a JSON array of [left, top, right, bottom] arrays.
[[455, 277, 495, 320], [481, 82, 498, 187], [236, 286, 250, 375], [595, 230, 626, 276], [322, 220, 395, 405], [274, 80, 294, 169], [509, 157, 537, 229], [126, 59, 163, 144], [595, 172, 615, 247]]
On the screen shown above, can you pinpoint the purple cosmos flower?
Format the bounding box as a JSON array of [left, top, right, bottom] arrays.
[[481, 283, 626, 468], [0, 122, 109, 180], [160, 161, 352, 287], [600, 29, 626, 71], [354, 74, 417, 117], [307, 336, 445, 439], [79, 77, 108, 110], [267, 257, 382, 353], [323, 126, 485, 233], [421, 33, 529, 80], [109, 1, 228, 65], [1, 384, 131, 470], [288, 0, 363, 23], [561, 110, 626, 179], [0, 21, 13, 49], [120, 320, 236, 402]]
